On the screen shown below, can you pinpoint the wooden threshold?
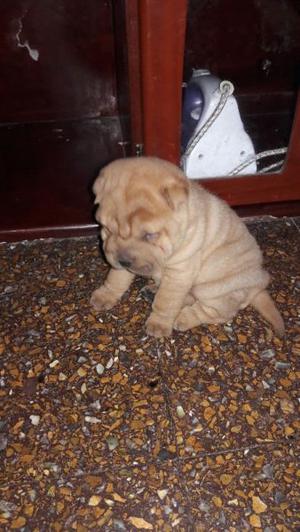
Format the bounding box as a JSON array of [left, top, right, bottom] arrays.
[[2, 201, 299, 243]]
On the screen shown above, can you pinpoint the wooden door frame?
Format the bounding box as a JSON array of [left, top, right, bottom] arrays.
[[132, 0, 300, 207]]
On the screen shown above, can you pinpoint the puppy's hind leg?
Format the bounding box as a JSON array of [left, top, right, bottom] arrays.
[[174, 300, 228, 332]]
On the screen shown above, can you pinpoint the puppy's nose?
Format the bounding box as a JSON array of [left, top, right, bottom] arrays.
[[119, 259, 132, 269], [118, 252, 132, 269]]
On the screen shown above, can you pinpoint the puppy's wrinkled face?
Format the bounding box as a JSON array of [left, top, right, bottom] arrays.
[[93, 157, 188, 278]]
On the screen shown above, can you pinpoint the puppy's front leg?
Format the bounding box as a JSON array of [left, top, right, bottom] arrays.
[[146, 273, 191, 337], [91, 268, 134, 311]]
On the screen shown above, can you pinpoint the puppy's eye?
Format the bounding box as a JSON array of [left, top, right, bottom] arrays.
[[142, 231, 160, 242]]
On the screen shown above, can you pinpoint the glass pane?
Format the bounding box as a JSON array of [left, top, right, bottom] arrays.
[[182, 0, 300, 179]]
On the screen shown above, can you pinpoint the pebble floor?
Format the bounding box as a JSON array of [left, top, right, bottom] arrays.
[[1, 218, 300, 532]]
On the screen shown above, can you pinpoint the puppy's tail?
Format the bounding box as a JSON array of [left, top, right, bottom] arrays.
[[251, 290, 285, 337]]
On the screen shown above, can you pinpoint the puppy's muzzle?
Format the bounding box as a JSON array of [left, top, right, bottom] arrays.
[[119, 258, 132, 269], [117, 252, 133, 269], [117, 251, 153, 276]]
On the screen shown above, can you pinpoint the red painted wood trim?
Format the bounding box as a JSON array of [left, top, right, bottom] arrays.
[[0, 225, 98, 243], [2, 199, 299, 242], [136, 1, 299, 205], [139, 0, 188, 163], [125, 0, 143, 153]]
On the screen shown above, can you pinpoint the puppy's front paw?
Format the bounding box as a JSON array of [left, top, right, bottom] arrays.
[[174, 307, 193, 332], [90, 287, 118, 311], [146, 314, 172, 338]]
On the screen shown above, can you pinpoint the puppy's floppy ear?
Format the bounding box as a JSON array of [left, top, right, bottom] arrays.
[[93, 171, 105, 205], [160, 177, 189, 211]]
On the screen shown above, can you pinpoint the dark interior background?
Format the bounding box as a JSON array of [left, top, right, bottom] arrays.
[[0, 0, 300, 240], [0, 0, 130, 240]]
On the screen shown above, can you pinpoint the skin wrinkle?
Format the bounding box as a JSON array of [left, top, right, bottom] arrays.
[[90, 156, 284, 338]]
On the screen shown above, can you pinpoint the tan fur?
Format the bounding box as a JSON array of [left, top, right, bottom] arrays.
[[90, 156, 284, 338]]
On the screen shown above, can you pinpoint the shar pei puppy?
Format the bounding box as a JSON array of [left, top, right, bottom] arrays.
[[90, 157, 284, 338]]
